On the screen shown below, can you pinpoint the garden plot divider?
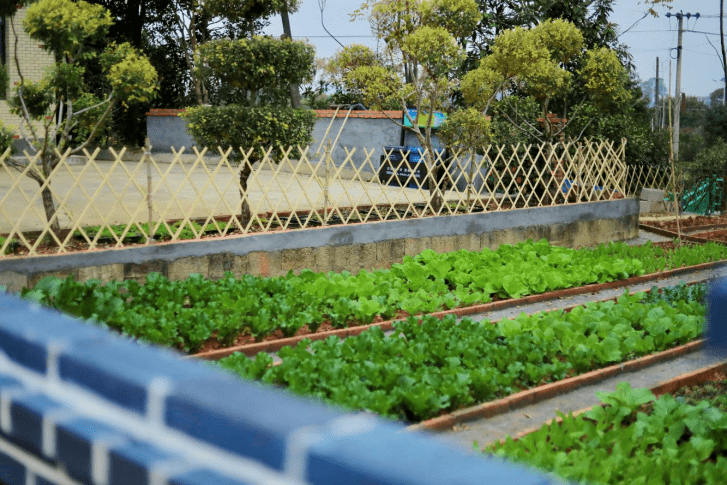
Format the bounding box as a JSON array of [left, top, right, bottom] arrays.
[[0, 292, 557, 485]]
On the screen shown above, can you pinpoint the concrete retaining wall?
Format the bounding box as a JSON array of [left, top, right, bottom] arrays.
[[0, 198, 639, 292]]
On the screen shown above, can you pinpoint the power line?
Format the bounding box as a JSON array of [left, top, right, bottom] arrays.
[[684, 29, 723, 36], [291, 35, 377, 38], [618, 11, 649, 38]]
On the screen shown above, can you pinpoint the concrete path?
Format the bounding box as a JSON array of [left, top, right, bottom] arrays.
[[433, 350, 725, 451], [0, 159, 474, 233]]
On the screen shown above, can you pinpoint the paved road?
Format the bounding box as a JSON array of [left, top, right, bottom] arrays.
[[0, 158, 477, 233]]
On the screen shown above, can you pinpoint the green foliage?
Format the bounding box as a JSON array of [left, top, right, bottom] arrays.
[[23, 0, 113, 61], [204, 0, 301, 23], [344, 66, 400, 110], [462, 19, 582, 108], [680, 96, 708, 130], [485, 381, 727, 484], [325, 44, 379, 86], [195, 37, 315, 106], [9, 79, 54, 120], [566, 99, 670, 167], [402, 25, 464, 77], [183, 105, 315, 160], [22, 240, 727, 352], [438, 107, 491, 151], [11, 0, 157, 150], [323, 44, 387, 107], [692, 139, 727, 173], [420, 0, 482, 40], [705, 104, 727, 146], [218, 294, 704, 421], [0, 120, 14, 156], [102, 43, 158, 105], [640, 282, 706, 307], [579, 47, 630, 112]]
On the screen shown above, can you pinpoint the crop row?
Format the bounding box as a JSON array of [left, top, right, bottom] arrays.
[[19, 239, 724, 352], [483, 381, 727, 484], [217, 292, 705, 422]]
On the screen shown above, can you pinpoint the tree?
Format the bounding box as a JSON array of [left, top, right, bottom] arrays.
[[183, 33, 316, 224], [680, 96, 708, 130], [705, 104, 727, 147], [467, 1, 632, 74], [710, 87, 725, 107], [323, 44, 397, 108], [5, 0, 157, 236], [460, 19, 630, 143], [348, 0, 483, 211]]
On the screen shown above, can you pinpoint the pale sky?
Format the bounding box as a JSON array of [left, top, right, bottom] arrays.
[[263, 0, 726, 99]]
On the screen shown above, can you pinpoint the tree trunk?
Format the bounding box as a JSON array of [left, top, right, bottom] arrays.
[[239, 161, 253, 225], [425, 140, 444, 212], [281, 9, 302, 109], [40, 185, 61, 236]]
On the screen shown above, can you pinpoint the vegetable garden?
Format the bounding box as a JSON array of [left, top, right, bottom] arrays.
[[19, 239, 727, 354], [12, 235, 726, 481]]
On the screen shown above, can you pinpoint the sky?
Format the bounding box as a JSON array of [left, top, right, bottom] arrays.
[[263, 0, 727, 99]]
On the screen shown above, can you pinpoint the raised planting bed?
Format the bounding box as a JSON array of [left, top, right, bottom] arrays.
[[642, 214, 727, 234], [16, 240, 727, 356], [480, 364, 727, 484], [215, 287, 706, 424], [640, 214, 727, 246]]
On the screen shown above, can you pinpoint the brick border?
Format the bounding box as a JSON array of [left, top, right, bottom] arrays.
[[489, 360, 727, 447], [190, 261, 725, 360], [406, 339, 706, 432], [639, 223, 727, 245]]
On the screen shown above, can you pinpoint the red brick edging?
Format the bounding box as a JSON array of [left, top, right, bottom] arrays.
[[406, 339, 706, 432], [490, 360, 727, 446], [639, 223, 727, 246], [190, 260, 726, 360]]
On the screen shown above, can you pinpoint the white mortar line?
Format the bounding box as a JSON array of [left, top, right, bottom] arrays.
[[0, 435, 81, 485], [0, 349, 311, 485]]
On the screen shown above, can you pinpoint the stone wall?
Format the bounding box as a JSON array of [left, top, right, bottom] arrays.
[[0, 198, 640, 292]]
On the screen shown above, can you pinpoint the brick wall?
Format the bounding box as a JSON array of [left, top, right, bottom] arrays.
[[0, 8, 55, 131], [0, 292, 557, 485]]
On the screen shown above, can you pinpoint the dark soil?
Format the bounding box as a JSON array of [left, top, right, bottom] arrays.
[[642, 214, 727, 233], [690, 229, 727, 243], [192, 309, 411, 354], [669, 374, 727, 412]]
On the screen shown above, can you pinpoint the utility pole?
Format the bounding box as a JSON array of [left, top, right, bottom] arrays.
[[665, 11, 700, 162], [655, 57, 660, 127]]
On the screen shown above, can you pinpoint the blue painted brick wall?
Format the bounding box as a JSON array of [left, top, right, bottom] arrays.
[[0, 292, 560, 485]]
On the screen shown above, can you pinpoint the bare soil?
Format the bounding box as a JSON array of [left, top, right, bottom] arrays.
[[642, 214, 727, 233]]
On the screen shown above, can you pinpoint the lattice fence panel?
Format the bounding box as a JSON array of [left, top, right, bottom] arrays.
[[1, 139, 630, 256]]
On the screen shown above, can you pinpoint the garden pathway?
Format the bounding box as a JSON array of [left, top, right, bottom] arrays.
[[434, 349, 724, 450]]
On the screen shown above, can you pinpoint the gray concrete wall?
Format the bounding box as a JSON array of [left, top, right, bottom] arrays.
[[147, 112, 198, 152], [0, 198, 639, 292], [311, 117, 401, 173]]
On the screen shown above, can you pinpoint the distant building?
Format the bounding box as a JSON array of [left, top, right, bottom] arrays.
[[0, 9, 55, 132], [639, 77, 667, 107]]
